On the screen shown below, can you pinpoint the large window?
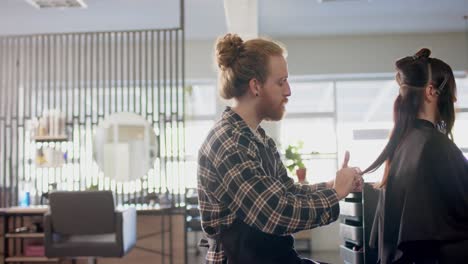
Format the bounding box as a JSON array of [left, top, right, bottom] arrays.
[[183, 82, 219, 188], [185, 74, 468, 187], [453, 77, 468, 158], [336, 79, 397, 183]]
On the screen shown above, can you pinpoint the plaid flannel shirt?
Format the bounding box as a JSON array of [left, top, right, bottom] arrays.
[[197, 107, 340, 264]]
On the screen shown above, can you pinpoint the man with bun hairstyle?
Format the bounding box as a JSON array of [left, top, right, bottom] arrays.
[[197, 33, 363, 264]]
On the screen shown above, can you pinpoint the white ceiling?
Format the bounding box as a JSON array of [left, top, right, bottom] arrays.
[[0, 0, 467, 39]]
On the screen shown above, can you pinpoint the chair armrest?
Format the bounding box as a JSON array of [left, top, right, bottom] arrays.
[[115, 207, 137, 256], [43, 212, 53, 256]]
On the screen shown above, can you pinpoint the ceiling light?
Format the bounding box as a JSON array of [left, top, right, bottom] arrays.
[[25, 0, 87, 9]]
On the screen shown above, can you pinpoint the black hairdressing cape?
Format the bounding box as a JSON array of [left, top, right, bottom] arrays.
[[370, 119, 468, 264]]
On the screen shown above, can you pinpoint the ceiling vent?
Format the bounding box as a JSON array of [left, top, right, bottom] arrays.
[[26, 0, 87, 9]]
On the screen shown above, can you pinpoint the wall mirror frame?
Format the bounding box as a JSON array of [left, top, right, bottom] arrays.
[[93, 112, 158, 183]]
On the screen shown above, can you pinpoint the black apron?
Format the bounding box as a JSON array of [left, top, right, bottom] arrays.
[[219, 219, 319, 264]]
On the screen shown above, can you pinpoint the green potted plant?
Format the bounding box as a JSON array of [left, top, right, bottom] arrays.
[[285, 141, 307, 182]]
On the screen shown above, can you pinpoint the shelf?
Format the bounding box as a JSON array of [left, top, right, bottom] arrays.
[[26, 158, 80, 165], [6, 256, 59, 262], [3, 206, 49, 215], [5, 233, 44, 238], [32, 135, 68, 142], [35, 164, 65, 169]]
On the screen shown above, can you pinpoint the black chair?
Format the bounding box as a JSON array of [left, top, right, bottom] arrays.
[[44, 190, 136, 264]]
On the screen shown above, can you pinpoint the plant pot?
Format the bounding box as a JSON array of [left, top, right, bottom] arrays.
[[296, 168, 307, 183]]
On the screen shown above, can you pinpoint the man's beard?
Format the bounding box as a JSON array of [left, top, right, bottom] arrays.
[[259, 97, 286, 121]]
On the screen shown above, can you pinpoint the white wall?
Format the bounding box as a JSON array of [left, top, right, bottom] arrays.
[[186, 32, 468, 79]]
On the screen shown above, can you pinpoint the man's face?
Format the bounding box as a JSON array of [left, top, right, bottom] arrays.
[[258, 55, 291, 121]]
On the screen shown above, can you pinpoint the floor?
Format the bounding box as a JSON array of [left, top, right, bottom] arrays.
[[187, 248, 343, 264]]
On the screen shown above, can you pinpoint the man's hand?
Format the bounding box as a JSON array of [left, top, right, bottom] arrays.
[[333, 151, 362, 199], [351, 168, 364, 192]]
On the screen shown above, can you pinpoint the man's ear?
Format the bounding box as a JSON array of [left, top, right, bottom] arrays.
[[248, 78, 260, 97]]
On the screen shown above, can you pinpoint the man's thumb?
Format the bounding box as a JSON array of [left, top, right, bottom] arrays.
[[342, 151, 350, 169]]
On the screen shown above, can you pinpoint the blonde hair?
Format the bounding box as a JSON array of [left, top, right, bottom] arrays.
[[214, 33, 287, 99]]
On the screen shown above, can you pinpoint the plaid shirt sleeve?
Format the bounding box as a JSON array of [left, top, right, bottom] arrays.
[[282, 171, 330, 194], [214, 148, 340, 235]]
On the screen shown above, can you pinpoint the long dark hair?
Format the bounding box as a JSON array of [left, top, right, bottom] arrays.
[[362, 48, 457, 188]]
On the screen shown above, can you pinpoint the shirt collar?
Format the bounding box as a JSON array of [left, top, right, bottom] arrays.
[[222, 107, 268, 145], [415, 118, 436, 129]]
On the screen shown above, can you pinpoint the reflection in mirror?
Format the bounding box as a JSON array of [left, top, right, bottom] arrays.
[[93, 112, 157, 182]]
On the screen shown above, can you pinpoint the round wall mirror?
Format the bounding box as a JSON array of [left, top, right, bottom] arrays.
[[93, 112, 157, 182]]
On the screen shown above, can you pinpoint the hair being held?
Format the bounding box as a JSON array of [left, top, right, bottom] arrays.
[[362, 48, 457, 188]]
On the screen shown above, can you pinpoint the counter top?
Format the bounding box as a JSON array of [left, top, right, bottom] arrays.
[[0, 204, 185, 215]]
